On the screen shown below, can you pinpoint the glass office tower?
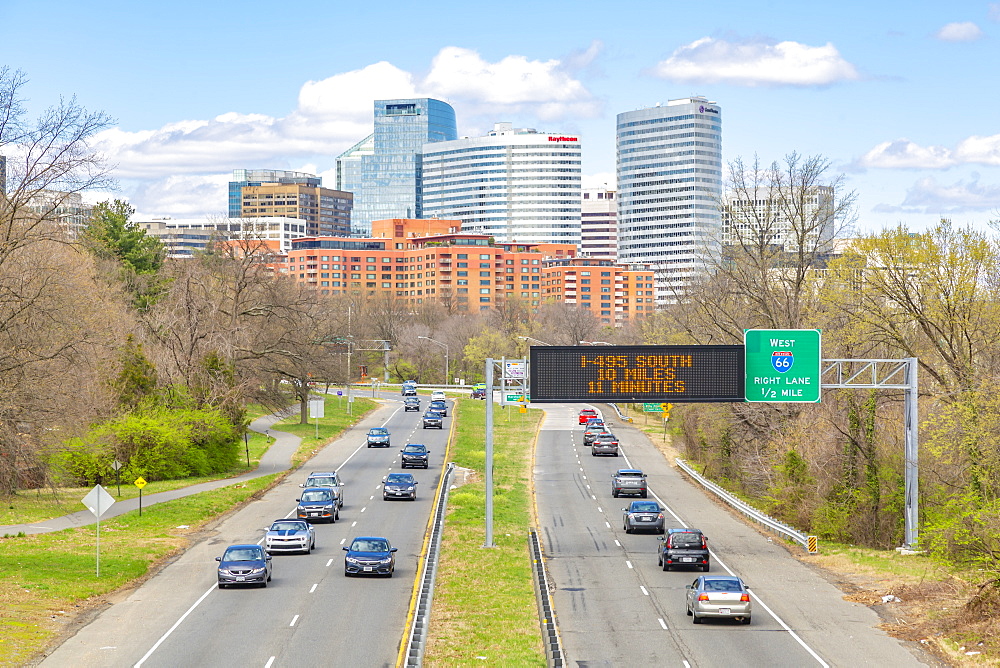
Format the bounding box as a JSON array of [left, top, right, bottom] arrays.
[[351, 98, 457, 236], [616, 97, 722, 300], [228, 169, 321, 218]]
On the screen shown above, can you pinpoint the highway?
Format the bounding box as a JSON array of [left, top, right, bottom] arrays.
[[535, 404, 930, 667], [41, 395, 449, 668]]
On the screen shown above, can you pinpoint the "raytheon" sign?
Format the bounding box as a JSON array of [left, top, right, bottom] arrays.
[[548, 136, 578, 142]]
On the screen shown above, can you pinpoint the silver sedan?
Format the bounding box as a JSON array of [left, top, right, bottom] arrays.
[[685, 575, 752, 624], [264, 519, 316, 555]]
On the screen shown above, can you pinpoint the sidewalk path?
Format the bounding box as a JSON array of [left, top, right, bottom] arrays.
[[0, 411, 300, 536]]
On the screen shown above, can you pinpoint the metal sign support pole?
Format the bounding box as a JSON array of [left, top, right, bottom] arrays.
[[96, 497, 100, 577], [904, 358, 919, 549], [484, 358, 495, 548]]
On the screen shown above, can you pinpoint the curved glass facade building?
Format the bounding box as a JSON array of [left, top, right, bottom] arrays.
[[351, 98, 457, 236], [421, 123, 581, 245], [616, 97, 722, 298]]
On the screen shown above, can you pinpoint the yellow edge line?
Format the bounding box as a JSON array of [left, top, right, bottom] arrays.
[[395, 400, 459, 668]]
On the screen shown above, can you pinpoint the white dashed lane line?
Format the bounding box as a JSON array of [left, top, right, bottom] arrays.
[[289, 615, 299, 627], [626, 561, 633, 569], [309, 584, 317, 593]]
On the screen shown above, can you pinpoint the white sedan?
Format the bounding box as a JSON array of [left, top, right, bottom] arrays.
[[264, 519, 316, 555]]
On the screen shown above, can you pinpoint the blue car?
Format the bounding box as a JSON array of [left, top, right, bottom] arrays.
[[343, 536, 397, 577], [216, 544, 272, 588]]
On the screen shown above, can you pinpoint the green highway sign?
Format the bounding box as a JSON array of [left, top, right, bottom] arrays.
[[642, 402, 671, 412], [744, 329, 822, 403], [505, 394, 528, 402]]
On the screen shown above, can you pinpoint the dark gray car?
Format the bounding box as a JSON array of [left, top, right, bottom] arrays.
[[591, 432, 619, 456], [422, 411, 443, 429], [382, 472, 418, 500], [622, 500, 664, 533]]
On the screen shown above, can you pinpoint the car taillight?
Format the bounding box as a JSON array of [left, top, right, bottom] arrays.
[[740, 593, 750, 602], [701, 538, 708, 549], [657, 513, 664, 520], [698, 594, 710, 601]]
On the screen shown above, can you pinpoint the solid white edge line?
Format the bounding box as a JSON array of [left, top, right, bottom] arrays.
[[133, 583, 216, 667]]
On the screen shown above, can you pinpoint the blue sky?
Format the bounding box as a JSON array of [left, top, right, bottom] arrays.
[[4, 0, 999, 232]]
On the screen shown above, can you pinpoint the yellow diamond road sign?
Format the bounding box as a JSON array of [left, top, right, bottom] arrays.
[[134, 477, 147, 489]]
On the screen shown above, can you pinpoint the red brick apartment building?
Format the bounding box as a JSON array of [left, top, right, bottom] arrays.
[[281, 218, 653, 325]]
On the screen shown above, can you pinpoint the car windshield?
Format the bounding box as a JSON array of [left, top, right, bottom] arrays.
[[703, 579, 742, 592], [351, 539, 389, 552], [403, 445, 425, 452], [224, 547, 261, 561], [386, 474, 411, 483], [671, 533, 703, 547], [631, 502, 659, 512], [307, 476, 336, 486], [271, 521, 307, 532], [370, 428, 388, 435], [301, 490, 331, 502]]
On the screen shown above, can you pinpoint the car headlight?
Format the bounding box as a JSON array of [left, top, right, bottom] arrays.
[[379, 557, 393, 564], [323, 504, 334, 510], [346, 556, 360, 564], [249, 567, 266, 574]]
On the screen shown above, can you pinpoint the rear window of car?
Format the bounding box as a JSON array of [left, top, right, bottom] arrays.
[[618, 471, 642, 478], [631, 502, 659, 512], [670, 533, 703, 547], [704, 579, 742, 591]]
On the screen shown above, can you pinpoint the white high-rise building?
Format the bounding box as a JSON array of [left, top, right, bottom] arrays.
[[421, 123, 582, 245], [581, 188, 617, 259], [616, 97, 722, 300]]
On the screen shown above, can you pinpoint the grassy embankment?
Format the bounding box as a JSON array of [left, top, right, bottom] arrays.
[[0, 394, 376, 667], [424, 399, 546, 666]]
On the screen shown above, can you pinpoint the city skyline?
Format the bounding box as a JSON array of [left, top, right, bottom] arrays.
[[3, 0, 1000, 232]]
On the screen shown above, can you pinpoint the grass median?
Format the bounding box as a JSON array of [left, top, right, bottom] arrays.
[[424, 400, 546, 666], [0, 393, 378, 667]]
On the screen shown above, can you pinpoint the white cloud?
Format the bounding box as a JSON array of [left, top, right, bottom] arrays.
[[873, 175, 1000, 213], [858, 135, 1000, 169], [88, 48, 600, 217], [934, 22, 984, 42], [423, 46, 602, 120], [858, 139, 956, 169], [651, 37, 860, 87], [990, 3, 1000, 22]]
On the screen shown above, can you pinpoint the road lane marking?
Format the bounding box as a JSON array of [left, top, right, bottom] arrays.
[[597, 506, 602, 512], [290, 615, 299, 627], [265, 657, 275, 668], [309, 584, 317, 593], [626, 561, 633, 569], [369, 495, 375, 500], [361, 507, 367, 512], [352, 521, 358, 526], [133, 583, 216, 667], [614, 540, 621, 547], [605, 522, 611, 528], [582, 475, 587, 480], [658, 618, 668, 630], [640, 586, 649, 596], [328, 557, 336, 565]]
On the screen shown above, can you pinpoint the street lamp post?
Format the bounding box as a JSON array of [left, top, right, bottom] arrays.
[[517, 335, 553, 346], [418, 336, 449, 386]]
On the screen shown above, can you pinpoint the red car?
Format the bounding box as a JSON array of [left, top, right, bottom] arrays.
[[579, 408, 598, 425]]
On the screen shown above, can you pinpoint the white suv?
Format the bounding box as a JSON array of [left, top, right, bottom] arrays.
[[430, 390, 446, 402]]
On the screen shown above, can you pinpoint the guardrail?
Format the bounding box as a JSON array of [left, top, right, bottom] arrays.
[[529, 528, 564, 667], [403, 461, 456, 666], [607, 403, 633, 423], [674, 458, 817, 553]]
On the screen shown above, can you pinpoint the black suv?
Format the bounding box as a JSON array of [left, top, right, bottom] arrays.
[[401, 443, 430, 469], [658, 528, 710, 572]]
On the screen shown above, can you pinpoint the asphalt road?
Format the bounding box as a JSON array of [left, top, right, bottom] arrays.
[[40, 396, 450, 668], [535, 404, 932, 667]]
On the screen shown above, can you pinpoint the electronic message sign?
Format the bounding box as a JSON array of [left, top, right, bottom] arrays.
[[528, 345, 745, 403]]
